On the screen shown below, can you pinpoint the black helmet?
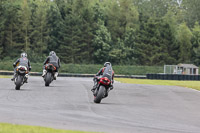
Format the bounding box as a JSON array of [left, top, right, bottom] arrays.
[[21, 52, 27, 58], [49, 51, 56, 56], [104, 62, 111, 67]]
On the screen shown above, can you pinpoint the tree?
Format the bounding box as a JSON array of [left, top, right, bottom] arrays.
[[183, 0, 200, 28], [109, 38, 128, 64], [105, 0, 139, 42], [0, 0, 6, 58], [75, 0, 94, 63], [123, 28, 137, 64], [134, 0, 177, 18], [30, 0, 49, 55], [18, 0, 32, 52], [162, 11, 180, 64], [176, 23, 192, 63], [2, 0, 22, 58], [59, 6, 82, 63], [92, 21, 111, 64], [135, 15, 180, 65], [57, 0, 95, 63], [191, 22, 200, 65]]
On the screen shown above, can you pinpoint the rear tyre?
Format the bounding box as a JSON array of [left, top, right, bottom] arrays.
[[45, 72, 51, 86], [15, 76, 22, 90], [94, 86, 105, 103]]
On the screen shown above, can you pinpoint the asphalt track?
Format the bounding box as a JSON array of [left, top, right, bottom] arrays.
[[0, 77, 200, 133]]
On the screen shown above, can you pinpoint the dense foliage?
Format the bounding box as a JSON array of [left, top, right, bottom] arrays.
[[0, 0, 200, 66]]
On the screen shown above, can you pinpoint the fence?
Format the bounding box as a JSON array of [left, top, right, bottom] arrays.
[[147, 74, 200, 80]]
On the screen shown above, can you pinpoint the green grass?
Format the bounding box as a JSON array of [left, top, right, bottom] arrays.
[[0, 123, 98, 133], [0, 75, 11, 78], [115, 78, 200, 91]]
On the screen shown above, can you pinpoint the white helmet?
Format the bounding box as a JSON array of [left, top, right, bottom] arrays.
[[49, 51, 56, 56], [21, 52, 27, 58], [104, 62, 111, 67]]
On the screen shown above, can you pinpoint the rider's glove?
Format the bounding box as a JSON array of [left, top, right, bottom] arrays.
[[13, 63, 16, 68], [93, 76, 96, 81]]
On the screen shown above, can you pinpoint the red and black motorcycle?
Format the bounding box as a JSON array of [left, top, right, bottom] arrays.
[[93, 76, 112, 103], [44, 64, 56, 86]]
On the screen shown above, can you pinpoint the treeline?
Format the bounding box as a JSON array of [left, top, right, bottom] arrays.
[[0, 0, 200, 65]]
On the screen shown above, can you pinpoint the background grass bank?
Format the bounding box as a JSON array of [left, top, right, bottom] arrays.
[[115, 78, 200, 91], [0, 60, 163, 75], [0, 75, 11, 78], [0, 123, 97, 133]]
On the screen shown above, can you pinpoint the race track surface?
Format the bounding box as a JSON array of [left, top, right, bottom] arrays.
[[0, 77, 200, 133]]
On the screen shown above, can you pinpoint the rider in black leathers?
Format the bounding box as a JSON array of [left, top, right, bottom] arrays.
[[91, 62, 114, 93], [42, 51, 61, 80], [11, 52, 31, 82]]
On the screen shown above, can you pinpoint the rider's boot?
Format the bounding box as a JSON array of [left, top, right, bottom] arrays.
[[91, 85, 96, 92], [11, 73, 16, 81], [110, 84, 114, 90], [42, 70, 47, 77], [104, 90, 109, 98], [54, 72, 58, 80], [24, 74, 29, 83], [91, 80, 98, 92]]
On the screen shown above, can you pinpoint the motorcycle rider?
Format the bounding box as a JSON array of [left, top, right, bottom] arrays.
[[42, 51, 61, 80], [91, 62, 114, 95], [11, 52, 31, 82]]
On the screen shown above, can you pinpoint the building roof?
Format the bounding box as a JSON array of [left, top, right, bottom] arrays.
[[178, 64, 198, 68]]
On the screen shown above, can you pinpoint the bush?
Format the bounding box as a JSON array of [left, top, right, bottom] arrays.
[[113, 65, 163, 75], [0, 60, 163, 75]]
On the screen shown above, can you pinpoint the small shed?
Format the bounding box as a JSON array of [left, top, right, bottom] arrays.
[[177, 64, 199, 75], [164, 64, 199, 75]]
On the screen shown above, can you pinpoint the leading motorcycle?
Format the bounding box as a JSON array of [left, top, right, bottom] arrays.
[[14, 65, 28, 90], [93, 76, 112, 103], [43, 64, 56, 86]]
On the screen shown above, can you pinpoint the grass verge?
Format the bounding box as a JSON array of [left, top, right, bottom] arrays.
[[0, 123, 97, 133], [115, 78, 200, 91], [0, 75, 11, 78]]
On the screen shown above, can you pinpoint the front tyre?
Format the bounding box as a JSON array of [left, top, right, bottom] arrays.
[[45, 72, 52, 86], [94, 86, 105, 103], [15, 75, 22, 90]]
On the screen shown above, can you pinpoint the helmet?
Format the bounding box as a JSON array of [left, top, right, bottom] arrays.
[[104, 62, 111, 67], [49, 51, 56, 56], [21, 52, 27, 58]]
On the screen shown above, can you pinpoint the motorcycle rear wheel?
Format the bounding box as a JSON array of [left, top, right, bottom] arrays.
[[94, 86, 105, 103], [15, 75, 22, 90], [45, 72, 52, 86]]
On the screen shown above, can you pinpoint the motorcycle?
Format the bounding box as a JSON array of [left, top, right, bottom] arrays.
[[93, 76, 112, 103], [43, 64, 56, 86], [14, 65, 28, 90]]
